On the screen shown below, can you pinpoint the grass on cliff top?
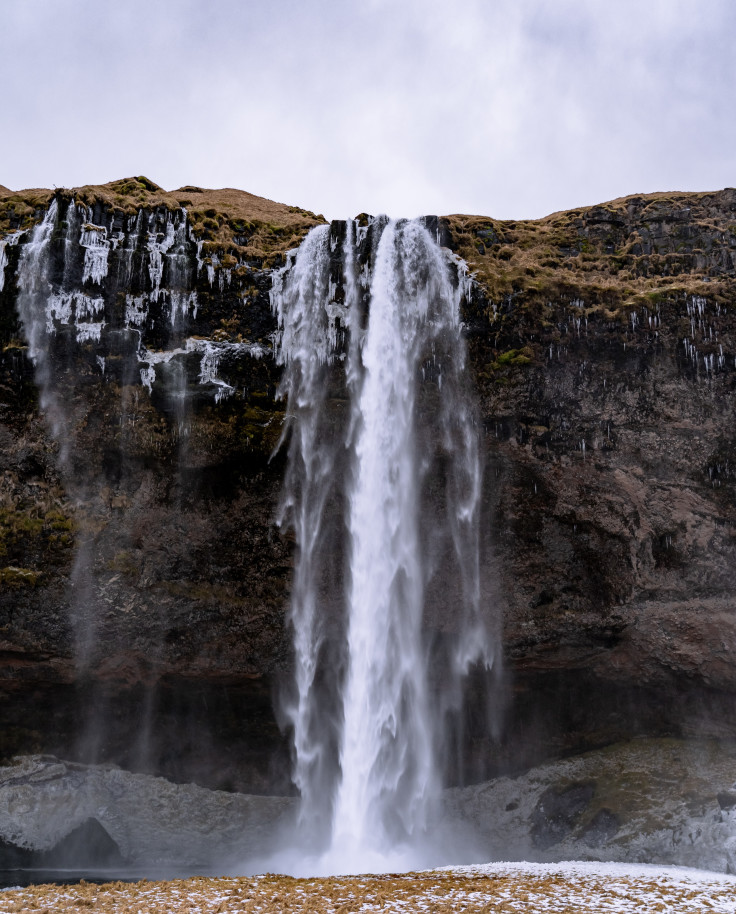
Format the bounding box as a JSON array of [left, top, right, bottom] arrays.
[[4, 180, 735, 290], [2, 864, 735, 913], [445, 187, 736, 312], [0, 177, 326, 262]]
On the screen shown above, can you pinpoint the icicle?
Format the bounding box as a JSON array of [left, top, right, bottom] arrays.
[[80, 221, 110, 284]]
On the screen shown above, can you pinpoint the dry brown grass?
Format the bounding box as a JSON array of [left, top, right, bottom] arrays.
[[2, 181, 734, 290], [446, 187, 736, 311], [0, 177, 325, 264], [1, 866, 735, 913]]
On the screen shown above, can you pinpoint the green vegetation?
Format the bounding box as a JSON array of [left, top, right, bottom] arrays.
[[492, 347, 534, 369], [108, 550, 139, 578], [0, 505, 76, 564], [0, 508, 44, 546], [0, 566, 41, 587]]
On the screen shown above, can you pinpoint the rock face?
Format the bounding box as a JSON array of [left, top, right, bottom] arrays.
[[1, 179, 736, 794], [0, 180, 323, 791], [0, 755, 294, 871], [454, 189, 736, 777], [3, 739, 735, 876], [444, 738, 736, 874]]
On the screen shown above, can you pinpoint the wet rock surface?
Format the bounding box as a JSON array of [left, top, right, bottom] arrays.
[[530, 782, 595, 849], [0, 755, 295, 870], [444, 737, 736, 873]]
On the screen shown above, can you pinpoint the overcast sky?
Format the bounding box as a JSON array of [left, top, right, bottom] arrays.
[[2, 0, 734, 221]]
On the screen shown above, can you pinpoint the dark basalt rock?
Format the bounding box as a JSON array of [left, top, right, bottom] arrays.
[[443, 738, 736, 872], [531, 783, 595, 849], [717, 792, 736, 810], [0, 819, 125, 871]]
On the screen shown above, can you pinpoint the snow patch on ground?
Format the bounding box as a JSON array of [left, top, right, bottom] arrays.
[[2, 862, 736, 913]]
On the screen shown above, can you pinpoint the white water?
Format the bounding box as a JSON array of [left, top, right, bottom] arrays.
[[272, 218, 493, 874], [10, 198, 244, 677], [272, 224, 348, 841], [80, 222, 110, 285]]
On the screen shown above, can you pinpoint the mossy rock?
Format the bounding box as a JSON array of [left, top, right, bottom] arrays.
[[491, 347, 535, 370], [0, 566, 41, 587]]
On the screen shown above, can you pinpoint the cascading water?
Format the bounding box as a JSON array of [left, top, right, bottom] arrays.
[[272, 217, 494, 873]]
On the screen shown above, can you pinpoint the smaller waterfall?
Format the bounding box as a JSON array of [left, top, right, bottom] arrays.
[[14, 202, 99, 680], [9, 195, 250, 709], [272, 217, 494, 874], [16, 201, 68, 453]]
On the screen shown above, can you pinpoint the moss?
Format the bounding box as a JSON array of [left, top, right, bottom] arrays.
[[228, 217, 253, 234], [0, 506, 76, 566], [445, 188, 736, 321], [0, 196, 45, 235], [492, 347, 534, 370], [0, 566, 41, 587], [134, 176, 162, 192], [217, 316, 247, 341], [219, 406, 285, 455], [44, 509, 75, 532], [2, 180, 325, 261], [2, 338, 27, 352], [0, 509, 44, 539]]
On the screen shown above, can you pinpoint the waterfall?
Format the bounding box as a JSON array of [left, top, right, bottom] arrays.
[[272, 217, 493, 873]]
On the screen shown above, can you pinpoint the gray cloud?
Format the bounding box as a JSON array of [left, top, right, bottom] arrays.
[[1, 0, 734, 219]]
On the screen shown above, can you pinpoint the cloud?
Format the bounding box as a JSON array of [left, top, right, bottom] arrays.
[[1, 0, 734, 219]]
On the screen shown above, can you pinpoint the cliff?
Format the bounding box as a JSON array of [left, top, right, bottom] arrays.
[[1, 179, 735, 792]]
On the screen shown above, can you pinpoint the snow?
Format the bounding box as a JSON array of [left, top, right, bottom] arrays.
[[1, 861, 735, 912]]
